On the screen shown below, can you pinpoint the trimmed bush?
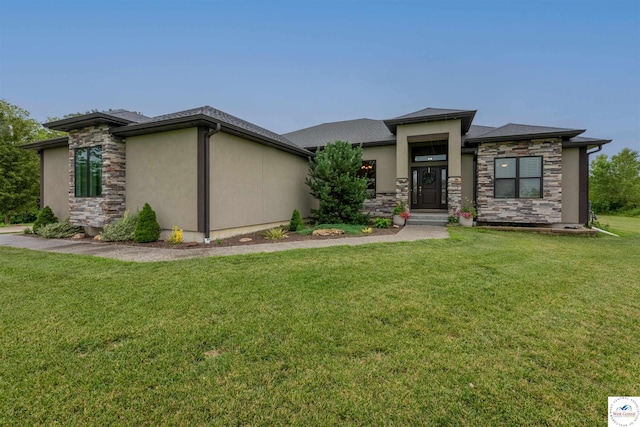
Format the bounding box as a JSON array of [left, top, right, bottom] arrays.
[[37, 219, 83, 238], [134, 203, 161, 243], [101, 211, 139, 242], [33, 206, 58, 233], [289, 209, 303, 232]]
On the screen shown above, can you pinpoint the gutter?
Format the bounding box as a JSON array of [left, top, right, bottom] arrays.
[[587, 145, 603, 156], [203, 124, 221, 244]]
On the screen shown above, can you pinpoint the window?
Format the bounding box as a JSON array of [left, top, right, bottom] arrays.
[[74, 146, 102, 197], [358, 160, 376, 198], [412, 144, 447, 162], [494, 156, 542, 198]]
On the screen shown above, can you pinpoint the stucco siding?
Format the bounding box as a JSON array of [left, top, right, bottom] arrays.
[[362, 145, 395, 193], [42, 146, 70, 219], [125, 128, 198, 231], [561, 147, 580, 223], [210, 132, 311, 231], [461, 153, 475, 203], [396, 120, 462, 178]]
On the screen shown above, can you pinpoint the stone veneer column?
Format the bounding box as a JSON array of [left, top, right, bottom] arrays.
[[476, 140, 562, 224], [447, 177, 462, 216], [395, 178, 409, 206], [68, 125, 126, 228]]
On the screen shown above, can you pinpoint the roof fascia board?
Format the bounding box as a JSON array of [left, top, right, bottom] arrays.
[[562, 139, 612, 148], [21, 136, 70, 151], [45, 113, 132, 131], [466, 129, 586, 144], [112, 114, 312, 157], [384, 111, 476, 134]]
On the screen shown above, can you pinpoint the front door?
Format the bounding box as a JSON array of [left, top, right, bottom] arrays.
[[411, 166, 447, 209]]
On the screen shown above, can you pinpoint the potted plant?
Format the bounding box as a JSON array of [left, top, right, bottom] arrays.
[[456, 201, 477, 227], [392, 202, 410, 226]]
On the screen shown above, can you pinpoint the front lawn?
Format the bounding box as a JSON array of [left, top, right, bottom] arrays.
[[1, 218, 638, 425]]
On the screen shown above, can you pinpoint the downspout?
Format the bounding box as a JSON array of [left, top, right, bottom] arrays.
[[587, 145, 603, 156], [203, 124, 221, 244], [585, 144, 603, 225]]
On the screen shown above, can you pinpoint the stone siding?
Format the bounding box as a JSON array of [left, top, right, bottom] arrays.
[[68, 125, 126, 228], [447, 176, 462, 216], [395, 178, 409, 206], [363, 193, 396, 217], [476, 140, 562, 224]]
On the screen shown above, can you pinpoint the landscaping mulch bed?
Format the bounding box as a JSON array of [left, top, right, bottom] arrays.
[[57, 225, 404, 250]]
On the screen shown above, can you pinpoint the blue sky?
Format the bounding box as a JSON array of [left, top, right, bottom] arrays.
[[1, 0, 638, 156]]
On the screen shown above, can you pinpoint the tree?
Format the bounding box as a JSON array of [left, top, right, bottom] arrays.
[[305, 141, 369, 224], [0, 100, 68, 223], [590, 148, 640, 213]]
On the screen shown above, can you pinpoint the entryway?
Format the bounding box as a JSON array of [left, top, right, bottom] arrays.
[[411, 166, 447, 210]]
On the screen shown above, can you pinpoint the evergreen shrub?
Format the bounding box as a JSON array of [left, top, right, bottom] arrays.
[[134, 203, 161, 243]]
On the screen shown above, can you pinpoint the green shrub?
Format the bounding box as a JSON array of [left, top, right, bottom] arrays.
[[9, 208, 39, 224], [32, 206, 58, 233], [101, 211, 139, 242], [374, 217, 392, 229], [134, 203, 161, 243], [264, 228, 288, 239], [37, 219, 83, 238], [289, 209, 303, 232]]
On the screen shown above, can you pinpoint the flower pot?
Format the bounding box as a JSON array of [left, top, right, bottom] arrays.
[[393, 215, 406, 226], [459, 215, 473, 227]]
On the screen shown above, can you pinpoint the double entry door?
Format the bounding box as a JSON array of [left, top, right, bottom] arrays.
[[411, 166, 447, 210]]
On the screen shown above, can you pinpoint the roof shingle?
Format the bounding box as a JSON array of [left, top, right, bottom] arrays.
[[284, 118, 395, 148]]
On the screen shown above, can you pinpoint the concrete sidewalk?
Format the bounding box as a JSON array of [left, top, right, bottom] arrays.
[[0, 225, 30, 234], [0, 225, 448, 262]]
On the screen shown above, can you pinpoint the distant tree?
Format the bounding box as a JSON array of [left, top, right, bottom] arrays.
[[305, 141, 368, 224], [590, 148, 640, 213], [0, 100, 53, 223]]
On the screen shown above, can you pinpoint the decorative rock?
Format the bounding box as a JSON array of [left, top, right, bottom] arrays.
[[71, 233, 86, 239], [93, 235, 102, 241], [239, 238, 252, 242], [312, 228, 345, 236]]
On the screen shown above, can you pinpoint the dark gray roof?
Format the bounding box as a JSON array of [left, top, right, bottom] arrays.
[[21, 136, 70, 151], [105, 109, 151, 123], [384, 107, 476, 134], [465, 125, 496, 138], [564, 136, 612, 147], [465, 123, 585, 143], [391, 107, 474, 121], [148, 106, 296, 147], [113, 106, 312, 157], [284, 118, 395, 149], [45, 109, 150, 131]]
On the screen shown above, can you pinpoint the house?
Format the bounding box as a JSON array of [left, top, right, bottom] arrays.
[[24, 105, 610, 242]]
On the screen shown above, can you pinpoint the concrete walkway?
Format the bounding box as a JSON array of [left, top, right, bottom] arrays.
[[0, 225, 30, 234], [0, 225, 448, 262]]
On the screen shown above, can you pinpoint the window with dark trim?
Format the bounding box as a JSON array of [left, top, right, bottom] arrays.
[[358, 160, 376, 198], [494, 156, 542, 198], [74, 146, 102, 197]]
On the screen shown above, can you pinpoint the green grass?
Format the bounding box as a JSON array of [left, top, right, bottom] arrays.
[[1, 219, 639, 425], [298, 223, 368, 235], [597, 215, 640, 237]]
